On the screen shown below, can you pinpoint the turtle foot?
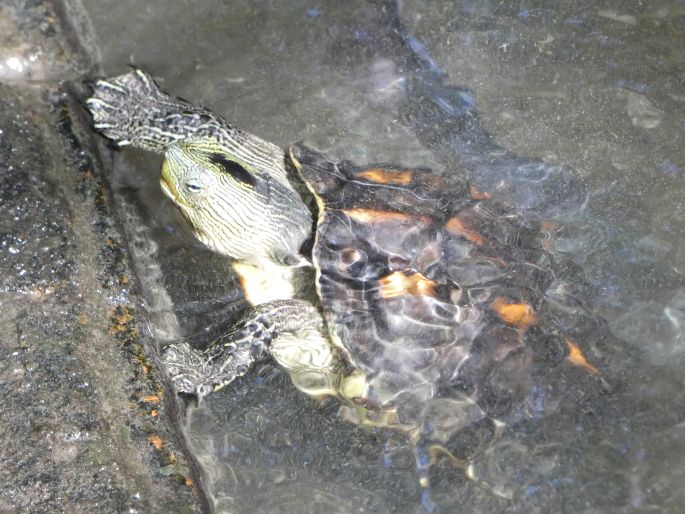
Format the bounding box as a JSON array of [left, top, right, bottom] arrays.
[[162, 342, 218, 400], [85, 68, 192, 152], [86, 69, 154, 145]]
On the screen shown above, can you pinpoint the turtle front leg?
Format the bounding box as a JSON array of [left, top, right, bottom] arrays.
[[163, 299, 346, 402]]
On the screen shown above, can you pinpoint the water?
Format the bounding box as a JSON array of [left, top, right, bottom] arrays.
[[80, 0, 684, 511]]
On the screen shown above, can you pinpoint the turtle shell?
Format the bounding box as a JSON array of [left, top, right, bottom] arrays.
[[290, 144, 603, 440]]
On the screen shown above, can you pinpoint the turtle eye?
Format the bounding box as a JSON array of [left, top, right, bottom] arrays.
[[185, 179, 204, 193]]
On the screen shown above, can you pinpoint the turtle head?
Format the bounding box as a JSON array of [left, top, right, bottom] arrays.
[[160, 138, 312, 267]]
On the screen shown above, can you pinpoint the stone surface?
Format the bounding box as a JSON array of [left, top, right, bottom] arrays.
[[0, 1, 203, 512]]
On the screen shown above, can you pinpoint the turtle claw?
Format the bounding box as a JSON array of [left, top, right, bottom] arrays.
[[85, 69, 191, 152], [162, 337, 257, 402], [86, 74, 146, 145], [162, 342, 214, 396]]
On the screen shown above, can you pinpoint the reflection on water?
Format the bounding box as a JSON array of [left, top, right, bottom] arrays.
[[83, 0, 684, 511]]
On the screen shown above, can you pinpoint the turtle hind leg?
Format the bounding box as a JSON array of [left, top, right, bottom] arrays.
[[162, 299, 344, 402], [420, 417, 514, 501], [413, 443, 488, 512]]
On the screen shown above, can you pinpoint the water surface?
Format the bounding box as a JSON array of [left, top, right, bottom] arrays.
[[82, 1, 685, 511]]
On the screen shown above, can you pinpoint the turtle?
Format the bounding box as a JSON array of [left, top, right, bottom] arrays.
[[86, 69, 605, 492]]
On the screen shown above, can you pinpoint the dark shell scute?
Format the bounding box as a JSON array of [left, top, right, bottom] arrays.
[[293, 145, 604, 436]]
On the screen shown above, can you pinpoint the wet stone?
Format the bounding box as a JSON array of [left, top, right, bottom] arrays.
[[0, 0, 95, 83], [0, 83, 201, 513]]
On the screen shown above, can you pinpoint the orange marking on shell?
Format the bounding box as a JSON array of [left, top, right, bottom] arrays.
[[344, 208, 428, 224], [468, 183, 491, 200], [445, 216, 486, 246], [356, 168, 413, 185], [490, 297, 537, 328], [379, 271, 437, 299], [566, 339, 600, 375]]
